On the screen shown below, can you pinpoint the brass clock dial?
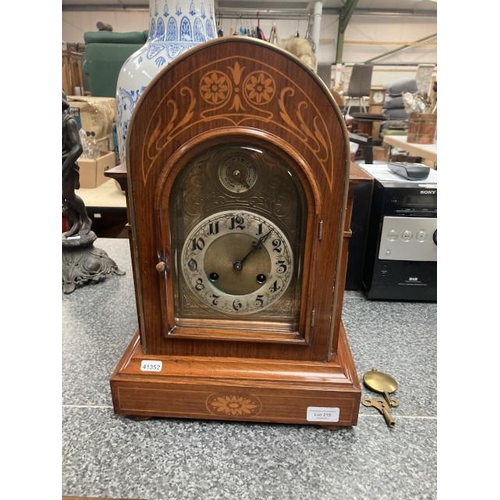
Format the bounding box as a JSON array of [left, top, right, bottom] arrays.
[[218, 155, 258, 193], [182, 210, 293, 315], [169, 142, 306, 330]]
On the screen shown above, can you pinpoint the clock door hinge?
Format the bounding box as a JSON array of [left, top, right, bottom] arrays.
[[318, 219, 324, 241], [310, 308, 316, 327]]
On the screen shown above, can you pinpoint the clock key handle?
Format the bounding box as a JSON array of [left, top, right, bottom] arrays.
[[362, 397, 396, 428]]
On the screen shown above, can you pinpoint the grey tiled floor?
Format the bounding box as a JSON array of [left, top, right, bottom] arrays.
[[62, 238, 437, 500]]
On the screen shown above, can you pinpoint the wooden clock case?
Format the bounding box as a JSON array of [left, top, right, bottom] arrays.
[[369, 87, 386, 114], [110, 37, 361, 427]]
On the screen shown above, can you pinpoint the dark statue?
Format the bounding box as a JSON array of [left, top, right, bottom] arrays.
[[62, 91, 124, 294], [62, 92, 93, 237]]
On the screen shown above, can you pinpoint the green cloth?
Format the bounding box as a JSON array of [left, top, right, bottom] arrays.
[[84, 31, 147, 44], [83, 31, 148, 97]]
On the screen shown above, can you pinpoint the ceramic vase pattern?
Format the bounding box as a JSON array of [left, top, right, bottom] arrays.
[[116, 0, 216, 163]]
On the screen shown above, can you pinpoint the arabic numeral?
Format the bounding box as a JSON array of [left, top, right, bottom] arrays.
[[254, 295, 264, 308], [276, 260, 288, 274], [230, 214, 245, 230], [195, 278, 205, 291], [272, 238, 283, 252], [232, 299, 243, 311], [269, 280, 281, 293], [211, 294, 220, 306], [192, 237, 205, 251], [187, 258, 197, 271], [140, 360, 162, 372], [208, 221, 220, 235]]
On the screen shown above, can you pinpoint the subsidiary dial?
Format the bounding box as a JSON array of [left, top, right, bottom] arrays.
[[181, 210, 293, 315], [218, 155, 258, 193]]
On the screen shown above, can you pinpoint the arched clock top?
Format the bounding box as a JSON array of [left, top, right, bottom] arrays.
[[127, 38, 349, 194]]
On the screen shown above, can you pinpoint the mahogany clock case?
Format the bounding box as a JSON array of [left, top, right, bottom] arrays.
[[111, 37, 361, 427]]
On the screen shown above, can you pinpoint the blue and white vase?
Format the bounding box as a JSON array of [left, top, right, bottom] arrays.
[[116, 0, 217, 163]]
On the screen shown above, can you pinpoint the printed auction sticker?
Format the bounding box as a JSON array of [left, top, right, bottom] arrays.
[[306, 406, 340, 422], [140, 360, 162, 372]]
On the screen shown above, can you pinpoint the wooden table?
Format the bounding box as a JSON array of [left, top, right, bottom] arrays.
[[383, 134, 437, 167], [350, 112, 386, 141], [76, 179, 127, 238]]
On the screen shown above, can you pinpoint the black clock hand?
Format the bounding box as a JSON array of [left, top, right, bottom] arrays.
[[233, 231, 271, 271]]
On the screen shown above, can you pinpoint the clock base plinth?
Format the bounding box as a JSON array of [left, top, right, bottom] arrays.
[[110, 323, 361, 428]]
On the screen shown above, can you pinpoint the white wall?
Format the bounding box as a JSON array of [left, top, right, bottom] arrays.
[[62, 9, 436, 87], [62, 11, 150, 43], [215, 12, 436, 87]]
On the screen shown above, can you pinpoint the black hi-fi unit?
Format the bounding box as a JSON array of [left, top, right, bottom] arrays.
[[361, 164, 437, 301]]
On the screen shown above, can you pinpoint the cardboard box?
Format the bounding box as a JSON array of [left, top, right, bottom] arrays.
[[67, 96, 116, 141], [78, 151, 116, 189], [373, 146, 389, 162], [96, 134, 114, 153]]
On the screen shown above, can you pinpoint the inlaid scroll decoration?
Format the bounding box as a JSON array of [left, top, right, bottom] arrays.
[[206, 392, 262, 417], [141, 56, 335, 187], [278, 88, 329, 162], [144, 86, 197, 174]]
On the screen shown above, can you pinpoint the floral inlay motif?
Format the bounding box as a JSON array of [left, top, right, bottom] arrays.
[[200, 71, 231, 105], [206, 393, 262, 417], [244, 71, 275, 105], [144, 58, 333, 188]]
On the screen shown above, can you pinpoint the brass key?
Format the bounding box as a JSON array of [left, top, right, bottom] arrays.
[[362, 397, 396, 427]]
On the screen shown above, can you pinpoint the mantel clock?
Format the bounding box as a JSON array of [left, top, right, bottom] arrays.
[[369, 87, 386, 113], [111, 37, 361, 428]]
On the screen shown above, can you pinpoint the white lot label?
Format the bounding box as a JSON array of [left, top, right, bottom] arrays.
[[306, 406, 340, 422], [140, 360, 162, 372]]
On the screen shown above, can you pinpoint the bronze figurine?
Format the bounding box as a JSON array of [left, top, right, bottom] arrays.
[[62, 91, 92, 237]]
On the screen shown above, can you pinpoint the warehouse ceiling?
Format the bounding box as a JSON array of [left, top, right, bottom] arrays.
[[62, 0, 437, 16]]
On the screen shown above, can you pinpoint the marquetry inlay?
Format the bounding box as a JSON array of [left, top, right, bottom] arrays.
[[206, 392, 263, 417], [141, 58, 335, 189]]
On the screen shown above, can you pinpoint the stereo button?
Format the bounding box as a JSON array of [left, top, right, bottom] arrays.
[[387, 229, 398, 241], [402, 230, 413, 241], [416, 230, 427, 242]]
